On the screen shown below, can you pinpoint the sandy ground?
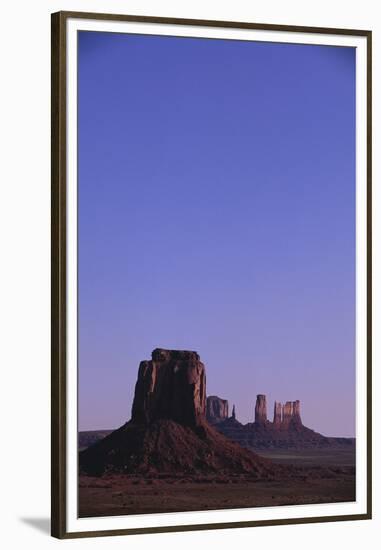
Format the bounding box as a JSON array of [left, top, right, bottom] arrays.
[[79, 448, 355, 517], [255, 447, 355, 467]]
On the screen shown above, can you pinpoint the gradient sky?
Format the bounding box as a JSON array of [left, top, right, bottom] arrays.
[[78, 31, 356, 437]]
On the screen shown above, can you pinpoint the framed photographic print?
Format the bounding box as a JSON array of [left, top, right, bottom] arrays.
[[51, 11, 372, 539]]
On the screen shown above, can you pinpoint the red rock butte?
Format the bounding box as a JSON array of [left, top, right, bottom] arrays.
[[131, 348, 206, 427], [79, 349, 279, 477]]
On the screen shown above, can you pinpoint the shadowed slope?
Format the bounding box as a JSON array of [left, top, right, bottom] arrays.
[[79, 418, 277, 477]]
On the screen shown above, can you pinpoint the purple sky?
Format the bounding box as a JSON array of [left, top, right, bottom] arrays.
[[78, 31, 356, 437]]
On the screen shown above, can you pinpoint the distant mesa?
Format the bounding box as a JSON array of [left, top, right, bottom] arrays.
[[254, 394, 302, 428], [253, 394, 302, 428], [206, 395, 229, 424], [206, 393, 354, 450], [281, 400, 302, 428], [79, 349, 277, 478]]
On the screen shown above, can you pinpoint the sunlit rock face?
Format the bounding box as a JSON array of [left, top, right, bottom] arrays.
[[281, 400, 302, 428], [206, 396, 229, 424], [255, 394, 268, 424], [273, 401, 282, 426], [131, 349, 206, 428]]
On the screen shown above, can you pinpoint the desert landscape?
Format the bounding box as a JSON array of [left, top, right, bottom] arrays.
[[79, 348, 355, 518]]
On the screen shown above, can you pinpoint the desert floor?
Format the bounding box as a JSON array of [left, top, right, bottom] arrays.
[[78, 448, 355, 518]]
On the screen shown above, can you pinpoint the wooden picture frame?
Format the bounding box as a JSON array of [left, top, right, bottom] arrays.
[[51, 11, 372, 539]]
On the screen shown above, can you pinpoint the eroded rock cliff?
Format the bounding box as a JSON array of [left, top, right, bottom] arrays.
[[131, 349, 206, 427], [206, 395, 229, 424], [79, 350, 277, 477]]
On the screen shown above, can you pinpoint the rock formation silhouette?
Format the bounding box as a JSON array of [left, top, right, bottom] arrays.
[[79, 349, 277, 477]]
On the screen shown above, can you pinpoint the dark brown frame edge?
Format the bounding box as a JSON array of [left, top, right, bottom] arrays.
[[51, 10, 67, 540], [51, 10, 372, 539]]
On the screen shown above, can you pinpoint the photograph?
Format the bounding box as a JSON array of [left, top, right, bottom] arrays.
[[51, 11, 371, 538], [77, 29, 357, 516]]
